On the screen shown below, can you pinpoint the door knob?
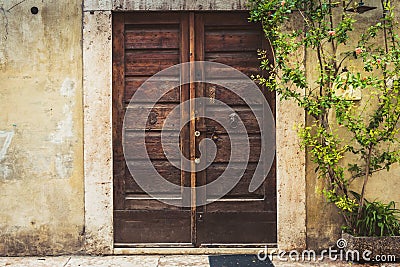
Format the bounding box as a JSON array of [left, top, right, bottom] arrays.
[[148, 111, 158, 125]]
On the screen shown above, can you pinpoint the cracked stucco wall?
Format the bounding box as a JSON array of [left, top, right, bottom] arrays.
[[0, 0, 84, 255]]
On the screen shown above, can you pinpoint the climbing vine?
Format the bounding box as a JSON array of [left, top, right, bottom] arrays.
[[249, 0, 400, 236]]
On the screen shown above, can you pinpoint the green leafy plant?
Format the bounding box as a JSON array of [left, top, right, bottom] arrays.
[[356, 199, 400, 236], [249, 0, 400, 236]]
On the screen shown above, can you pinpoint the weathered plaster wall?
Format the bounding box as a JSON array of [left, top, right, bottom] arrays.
[[305, 0, 400, 250], [0, 0, 84, 255]]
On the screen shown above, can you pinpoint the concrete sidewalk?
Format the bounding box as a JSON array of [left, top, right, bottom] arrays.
[[0, 256, 399, 267]]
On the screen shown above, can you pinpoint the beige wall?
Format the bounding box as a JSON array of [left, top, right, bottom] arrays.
[[305, 0, 400, 250], [0, 0, 84, 255], [0, 0, 398, 255]]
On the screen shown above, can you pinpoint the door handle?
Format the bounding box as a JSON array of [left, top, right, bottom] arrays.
[[148, 111, 158, 125]]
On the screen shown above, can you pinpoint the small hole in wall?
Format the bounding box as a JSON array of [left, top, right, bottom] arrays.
[[31, 6, 39, 14]]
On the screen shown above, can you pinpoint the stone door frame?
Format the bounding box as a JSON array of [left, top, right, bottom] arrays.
[[82, 0, 306, 254]]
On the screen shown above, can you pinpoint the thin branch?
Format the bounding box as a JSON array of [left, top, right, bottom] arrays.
[[349, 166, 386, 181], [337, 52, 352, 71], [7, 0, 28, 12], [357, 144, 373, 221], [381, 0, 389, 54]]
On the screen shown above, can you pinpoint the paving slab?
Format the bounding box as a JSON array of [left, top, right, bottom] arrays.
[[0, 256, 399, 267], [65, 256, 159, 267], [0, 257, 70, 267], [158, 255, 209, 267]]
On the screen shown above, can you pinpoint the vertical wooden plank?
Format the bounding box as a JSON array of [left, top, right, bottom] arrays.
[[180, 14, 191, 204], [194, 14, 206, 214], [189, 12, 197, 247], [112, 13, 126, 210]]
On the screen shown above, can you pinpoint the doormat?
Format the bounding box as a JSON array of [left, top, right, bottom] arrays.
[[208, 254, 274, 267]]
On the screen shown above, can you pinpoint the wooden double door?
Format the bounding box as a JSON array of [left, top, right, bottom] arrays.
[[113, 12, 276, 247]]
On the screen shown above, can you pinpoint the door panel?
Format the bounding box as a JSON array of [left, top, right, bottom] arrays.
[[115, 210, 191, 244], [195, 13, 276, 244], [113, 12, 191, 244], [113, 11, 276, 246]]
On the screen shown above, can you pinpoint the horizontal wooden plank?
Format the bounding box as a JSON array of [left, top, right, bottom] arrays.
[[205, 163, 264, 196], [205, 200, 274, 213], [114, 210, 191, 243], [197, 211, 277, 244], [124, 13, 182, 25], [124, 196, 183, 210], [205, 30, 262, 52], [124, 103, 180, 131], [124, 78, 180, 103], [124, 131, 181, 160], [125, 51, 180, 76], [125, 27, 180, 50], [204, 52, 261, 77], [125, 160, 182, 193], [205, 134, 262, 163], [204, 106, 262, 134], [201, 13, 258, 27], [205, 83, 265, 105]]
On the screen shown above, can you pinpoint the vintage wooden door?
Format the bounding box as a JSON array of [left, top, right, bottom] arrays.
[[113, 12, 276, 247]]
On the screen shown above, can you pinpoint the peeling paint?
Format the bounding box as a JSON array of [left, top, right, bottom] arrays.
[[0, 165, 12, 178], [55, 153, 73, 179], [60, 78, 76, 98], [0, 130, 13, 161], [50, 104, 74, 144], [50, 79, 76, 144]]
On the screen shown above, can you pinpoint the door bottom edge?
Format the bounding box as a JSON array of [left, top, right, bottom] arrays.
[[113, 245, 278, 255]]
